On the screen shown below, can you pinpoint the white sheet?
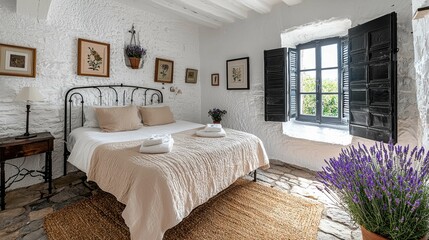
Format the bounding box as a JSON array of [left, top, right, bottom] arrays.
[[67, 120, 204, 173]]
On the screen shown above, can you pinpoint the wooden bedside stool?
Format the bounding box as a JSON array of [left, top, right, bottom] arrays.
[[0, 132, 54, 210]]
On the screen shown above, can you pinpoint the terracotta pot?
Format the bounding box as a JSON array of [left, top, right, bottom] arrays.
[[213, 121, 221, 124], [361, 225, 428, 240], [129, 57, 141, 69]]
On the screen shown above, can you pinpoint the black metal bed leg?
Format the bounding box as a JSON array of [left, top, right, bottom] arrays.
[[253, 170, 257, 182]]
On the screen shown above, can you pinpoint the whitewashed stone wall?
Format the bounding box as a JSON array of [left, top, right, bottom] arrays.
[[0, 0, 201, 189], [412, 0, 429, 149], [199, 0, 419, 171]]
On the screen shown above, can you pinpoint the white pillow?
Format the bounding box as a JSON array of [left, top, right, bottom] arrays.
[[83, 106, 99, 128]]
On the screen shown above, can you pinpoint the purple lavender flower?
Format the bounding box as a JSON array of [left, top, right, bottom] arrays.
[[318, 141, 429, 239], [125, 45, 146, 58]]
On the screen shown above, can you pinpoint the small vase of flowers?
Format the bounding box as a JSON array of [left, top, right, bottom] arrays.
[[319, 141, 429, 240], [125, 45, 146, 69], [208, 108, 227, 123]]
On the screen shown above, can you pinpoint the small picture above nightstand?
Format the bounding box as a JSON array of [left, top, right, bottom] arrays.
[[0, 132, 54, 210]]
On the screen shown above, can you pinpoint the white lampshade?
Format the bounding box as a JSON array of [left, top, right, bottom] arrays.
[[16, 87, 44, 102], [414, 6, 429, 20]]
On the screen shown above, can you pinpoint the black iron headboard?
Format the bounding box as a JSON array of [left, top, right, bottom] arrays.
[[63, 84, 163, 175]]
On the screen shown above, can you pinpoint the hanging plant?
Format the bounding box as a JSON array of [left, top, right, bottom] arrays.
[[125, 24, 147, 69]]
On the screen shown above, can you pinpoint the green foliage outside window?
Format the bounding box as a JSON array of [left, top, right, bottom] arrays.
[[301, 74, 339, 117]]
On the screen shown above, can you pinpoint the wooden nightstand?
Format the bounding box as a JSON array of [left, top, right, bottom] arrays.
[[0, 132, 54, 210]]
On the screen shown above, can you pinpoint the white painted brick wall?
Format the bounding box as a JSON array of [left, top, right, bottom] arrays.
[[0, 0, 201, 190], [412, 0, 429, 149]]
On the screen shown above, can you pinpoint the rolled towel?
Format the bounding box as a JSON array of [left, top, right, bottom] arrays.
[[142, 134, 171, 147], [140, 138, 174, 154], [204, 124, 222, 132], [196, 128, 226, 138]]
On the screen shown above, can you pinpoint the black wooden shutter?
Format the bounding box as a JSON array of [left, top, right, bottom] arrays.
[[288, 48, 297, 119], [341, 38, 350, 122], [264, 48, 287, 122], [348, 12, 397, 143]]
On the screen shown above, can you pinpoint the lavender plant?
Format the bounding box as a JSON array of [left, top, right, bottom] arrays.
[[319, 142, 429, 240], [208, 108, 227, 122], [125, 45, 146, 58]]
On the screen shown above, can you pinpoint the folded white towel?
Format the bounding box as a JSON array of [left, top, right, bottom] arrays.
[[142, 134, 171, 147], [204, 124, 223, 132], [142, 137, 163, 147], [140, 138, 174, 154], [196, 129, 226, 138]]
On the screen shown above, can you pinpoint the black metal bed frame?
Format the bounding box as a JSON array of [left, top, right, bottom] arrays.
[[63, 84, 163, 175], [62, 83, 258, 181]]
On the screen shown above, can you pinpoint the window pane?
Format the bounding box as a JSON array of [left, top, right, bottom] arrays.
[[300, 71, 316, 93], [300, 48, 315, 70], [300, 94, 316, 116], [322, 94, 339, 117], [322, 69, 339, 93], [321, 44, 338, 68]]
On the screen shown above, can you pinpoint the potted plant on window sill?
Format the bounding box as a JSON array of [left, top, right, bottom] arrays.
[[319, 141, 429, 240], [126, 45, 146, 69], [208, 108, 227, 124]]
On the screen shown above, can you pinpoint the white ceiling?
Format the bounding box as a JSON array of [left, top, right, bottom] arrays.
[[115, 0, 304, 28]]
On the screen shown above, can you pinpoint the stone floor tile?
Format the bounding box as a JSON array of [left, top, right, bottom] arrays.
[[264, 167, 284, 175], [317, 231, 342, 240], [0, 212, 28, 230], [19, 219, 44, 235], [319, 218, 352, 240], [48, 189, 77, 203], [255, 174, 275, 184], [0, 230, 20, 240], [21, 228, 45, 240], [0, 207, 26, 221], [326, 207, 353, 227], [274, 181, 291, 191], [352, 229, 363, 240], [269, 164, 293, 174], [52, 171, 86, 189], [29, 207, 53, 221], [5, 190, 40, 209]]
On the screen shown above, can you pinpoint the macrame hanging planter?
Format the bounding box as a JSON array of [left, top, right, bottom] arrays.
[[125, 24, 146, 69]]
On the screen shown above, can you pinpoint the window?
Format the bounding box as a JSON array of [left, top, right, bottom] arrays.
[[264, 12, 397, 143], [296, 38, 342, 124]]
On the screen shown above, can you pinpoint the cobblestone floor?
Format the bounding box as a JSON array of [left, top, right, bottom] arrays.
[[0, 160, 361, 240]]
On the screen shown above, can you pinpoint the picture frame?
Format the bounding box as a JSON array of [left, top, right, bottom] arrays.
[[77, 38, 110, 77], [0, 43, 36, 78], [185, 68, 198, 83], [226, 57, 250, 90], [211, 73, 219, 86], [154, 58, 174, 83]]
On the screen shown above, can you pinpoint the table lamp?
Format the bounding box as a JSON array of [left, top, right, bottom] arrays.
[[15, 87, 44, 139]]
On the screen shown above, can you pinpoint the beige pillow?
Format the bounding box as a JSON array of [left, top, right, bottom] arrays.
[[139, 106, 175, 126], [95, 105, 142, 132]]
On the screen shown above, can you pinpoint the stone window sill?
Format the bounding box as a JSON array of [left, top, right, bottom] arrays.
[[282, 119, 352, 145]]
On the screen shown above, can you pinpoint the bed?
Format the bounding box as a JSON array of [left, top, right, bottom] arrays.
[[63, 84, 270, 240]]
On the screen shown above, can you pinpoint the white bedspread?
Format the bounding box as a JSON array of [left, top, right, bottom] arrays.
[[67, 120, 204, 173]]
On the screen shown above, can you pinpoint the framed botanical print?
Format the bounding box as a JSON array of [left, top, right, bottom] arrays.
[[226, 57, 249, 90], [154, 58, 174, 83], [211, 73, 219, 86], [0, 43, 36, 78], [185, 68, 198, 83], [77, 38, 110, 77]]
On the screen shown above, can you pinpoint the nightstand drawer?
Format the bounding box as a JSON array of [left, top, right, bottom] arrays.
[[2, 141, 51, 160]]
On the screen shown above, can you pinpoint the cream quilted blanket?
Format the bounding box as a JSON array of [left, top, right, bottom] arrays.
[[87, 128, 269, 240]]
